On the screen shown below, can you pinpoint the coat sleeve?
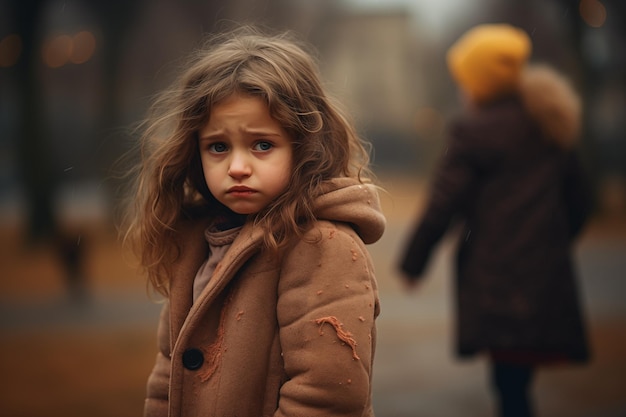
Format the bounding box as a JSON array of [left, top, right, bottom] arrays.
[[562, 150, 593, 238], [143, 302, 172, 417], [275, 223, 378, 417], [399, 122, 479, 279]]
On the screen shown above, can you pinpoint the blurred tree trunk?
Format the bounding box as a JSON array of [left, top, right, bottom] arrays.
[[13, 0, 57, 243], [85, 0, 145, 179], [555, 0, 626, 212]]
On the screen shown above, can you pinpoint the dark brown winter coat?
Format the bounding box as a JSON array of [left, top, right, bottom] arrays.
[[399, 66, 591, 362]]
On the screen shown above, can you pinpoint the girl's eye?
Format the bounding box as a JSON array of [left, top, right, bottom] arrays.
[[208, 142, 228, 153], [253, 141, 273, 152]]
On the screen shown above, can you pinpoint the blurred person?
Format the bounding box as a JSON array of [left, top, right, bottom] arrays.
[[123, 27, 386, 417], [398, 24, 591, 417]]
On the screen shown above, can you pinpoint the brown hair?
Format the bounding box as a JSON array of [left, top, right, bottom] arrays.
[[122, 27, 373, 295]]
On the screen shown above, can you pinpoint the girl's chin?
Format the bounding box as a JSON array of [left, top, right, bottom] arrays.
[[225, 204, 261, 215]]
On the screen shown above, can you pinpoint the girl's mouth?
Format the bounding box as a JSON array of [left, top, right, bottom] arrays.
[[227, 186, 256, 196]]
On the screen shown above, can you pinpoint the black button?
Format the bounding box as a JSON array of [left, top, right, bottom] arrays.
[[182, 348, 204, 370]]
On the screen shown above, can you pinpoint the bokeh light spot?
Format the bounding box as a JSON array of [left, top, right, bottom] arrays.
[[43, 34, 73, 68], [579, 0, 607, 28], [70, 31, 96, 64]]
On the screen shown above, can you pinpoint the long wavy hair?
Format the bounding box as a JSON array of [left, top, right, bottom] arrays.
[[122, 27, 374, 295]]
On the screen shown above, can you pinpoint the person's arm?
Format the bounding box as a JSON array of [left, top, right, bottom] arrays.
[[562, 150, 593, 238], [275, 223, 378, 417], [143, 302, 172, 417], [399, 122, 478, 281]]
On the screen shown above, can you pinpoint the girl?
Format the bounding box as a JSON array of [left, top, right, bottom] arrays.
[[123, 27, 386, 417], [398, 24, 591, 417]]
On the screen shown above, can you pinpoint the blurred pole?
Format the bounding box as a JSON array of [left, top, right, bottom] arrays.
[[83, 0, 145, 178], [13, 0, 58, 243], [12, 0, 90, 304], [555, 0, 626, 213], [560, 0, 601, 211]]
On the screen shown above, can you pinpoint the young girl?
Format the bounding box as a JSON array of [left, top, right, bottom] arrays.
[[123, 28, 386, 417]]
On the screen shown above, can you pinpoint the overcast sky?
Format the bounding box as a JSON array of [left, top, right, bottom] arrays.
[[343, 0, 483, 36]]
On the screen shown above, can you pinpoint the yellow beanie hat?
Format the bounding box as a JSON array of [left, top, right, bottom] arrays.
[[447, 24, 532, 103]]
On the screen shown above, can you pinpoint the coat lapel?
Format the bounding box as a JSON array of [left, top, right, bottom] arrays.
[[173, 222, 265, 347], [168, 217, 211, 349]]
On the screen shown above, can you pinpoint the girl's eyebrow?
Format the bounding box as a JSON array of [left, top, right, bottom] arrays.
[[199, 128, 284, 142], [244, 128, 283, 137], [198, 130, 225, 142]]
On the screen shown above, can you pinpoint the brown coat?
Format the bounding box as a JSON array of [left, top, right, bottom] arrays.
[[399, 67, 591, 362], [144, 178, 386, 417]]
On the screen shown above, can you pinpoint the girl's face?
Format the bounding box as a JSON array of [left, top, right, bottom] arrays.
[[198, 94, 293, 215]]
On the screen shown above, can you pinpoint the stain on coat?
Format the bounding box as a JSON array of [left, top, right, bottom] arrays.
[[315, 316, 360, 360]]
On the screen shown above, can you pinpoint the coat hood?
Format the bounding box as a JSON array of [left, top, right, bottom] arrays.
[[312, 178, 386, 244], [519, 64, 582, 149]]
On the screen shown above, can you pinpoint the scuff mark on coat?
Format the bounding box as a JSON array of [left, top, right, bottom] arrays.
[[199, 294, 233, 382], [315, 316, 360, 360]]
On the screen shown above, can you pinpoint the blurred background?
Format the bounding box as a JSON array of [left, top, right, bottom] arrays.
[[1, 0, 624, 416]]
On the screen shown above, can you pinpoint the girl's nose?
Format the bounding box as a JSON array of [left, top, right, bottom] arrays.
[[227, 152, 252, 178]]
